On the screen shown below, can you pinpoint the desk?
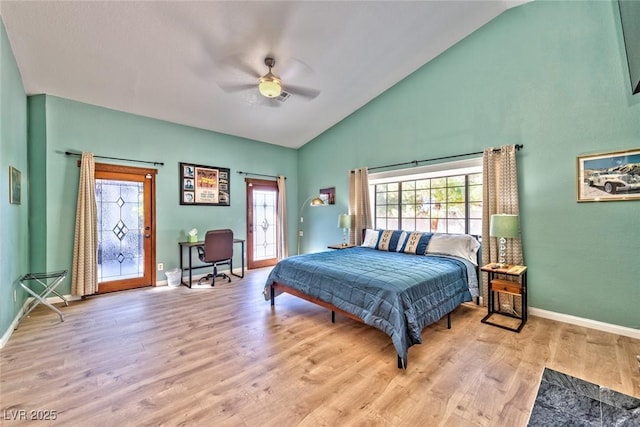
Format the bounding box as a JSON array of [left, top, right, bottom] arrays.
[[178, 239, 245, 288]]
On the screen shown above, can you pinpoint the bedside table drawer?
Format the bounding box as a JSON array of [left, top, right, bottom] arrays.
[[490, 279, 522, 296]]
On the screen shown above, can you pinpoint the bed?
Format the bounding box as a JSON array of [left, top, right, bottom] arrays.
[[264, 230, 480, 369]]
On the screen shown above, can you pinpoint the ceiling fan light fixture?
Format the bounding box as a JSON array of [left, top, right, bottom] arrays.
[[259, 73, 282, 98]]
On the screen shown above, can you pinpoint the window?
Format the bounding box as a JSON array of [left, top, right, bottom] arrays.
[[370, 158, 482, 235]]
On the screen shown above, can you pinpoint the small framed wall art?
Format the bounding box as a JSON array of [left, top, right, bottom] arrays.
[[179, 162, 230, 206], [319, 187, 335, 205], [9, 166, 21, 205], [577, 148, 640, 202]]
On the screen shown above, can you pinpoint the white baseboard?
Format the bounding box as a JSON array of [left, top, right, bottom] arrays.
[[156, 269, 242, 286], [529, 307, 640, 340], [0, 298, 30, 348], [0, 294, 81, 349], [156, 271, 209, 286]]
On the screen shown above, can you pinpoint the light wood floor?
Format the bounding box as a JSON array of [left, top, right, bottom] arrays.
[[1, 268, 639, 426]]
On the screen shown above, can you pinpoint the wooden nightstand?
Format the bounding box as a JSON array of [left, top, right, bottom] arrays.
[[327, 244, 356, 250], [481, 263, 528, 332]]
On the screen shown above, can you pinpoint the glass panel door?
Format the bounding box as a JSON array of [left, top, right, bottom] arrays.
[[97, 179, 145, 282], [246, 179, 279, 269], [95, 165, 155, 293], [252, 189, 277, 261]]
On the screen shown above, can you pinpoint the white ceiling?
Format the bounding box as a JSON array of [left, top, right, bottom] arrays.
[[0, 1, 527, 149]]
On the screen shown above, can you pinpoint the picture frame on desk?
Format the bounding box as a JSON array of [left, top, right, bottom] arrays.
[[179, 162, 230, 206]]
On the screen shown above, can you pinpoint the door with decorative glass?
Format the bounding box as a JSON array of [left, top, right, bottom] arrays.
[[95, 164, 156, 293], [246, 179, 278, 269]]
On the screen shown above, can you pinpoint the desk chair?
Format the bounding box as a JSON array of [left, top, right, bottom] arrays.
[[197, 229, 233, 286]]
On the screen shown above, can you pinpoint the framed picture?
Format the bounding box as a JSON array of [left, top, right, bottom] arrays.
[[9, 166, 21, 205], [179, 162, 230, 206], [319, 187, 335, 205], [577, 148, 640, 202]]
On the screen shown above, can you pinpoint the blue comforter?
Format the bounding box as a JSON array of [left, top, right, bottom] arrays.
[[264, 247, 474, 362]]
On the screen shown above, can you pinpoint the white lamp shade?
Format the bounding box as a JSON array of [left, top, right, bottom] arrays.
[[490, 214, 520, 238], [338, 214, 351, 229]]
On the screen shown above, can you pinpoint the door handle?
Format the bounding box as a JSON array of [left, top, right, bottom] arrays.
[[144, 234, 151, 238]]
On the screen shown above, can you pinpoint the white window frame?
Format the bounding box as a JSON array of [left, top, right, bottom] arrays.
[[368, 157, 482, 234]]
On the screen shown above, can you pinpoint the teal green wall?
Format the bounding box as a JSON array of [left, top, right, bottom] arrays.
[[27, 95, 298, 297], [0, 17, 29, 337], [299, 1, 640, 329], [28, 95, 47, 274]]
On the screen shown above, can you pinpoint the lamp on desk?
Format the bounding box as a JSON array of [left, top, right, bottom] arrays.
[[297, 195, 324, 255], [490, 214, 520, 268], [337, 214, 351, 246]]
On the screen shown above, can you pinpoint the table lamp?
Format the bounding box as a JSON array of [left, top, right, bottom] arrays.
[[337, 214, 351, 246], [489, 214, 520, 268]]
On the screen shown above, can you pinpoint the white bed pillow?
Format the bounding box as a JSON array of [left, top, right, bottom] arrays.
[[426, 233, 480, 265], [361, 229, 380, 248]]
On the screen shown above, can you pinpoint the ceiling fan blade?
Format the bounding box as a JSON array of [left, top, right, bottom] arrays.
[[284, 85, 320, 100], [279, 57, 314, 81], [217, 82, 256, 93], [217, 55, 261, 79]]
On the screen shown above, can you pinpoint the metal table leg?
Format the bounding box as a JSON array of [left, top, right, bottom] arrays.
[[17, 270, 68, 327]]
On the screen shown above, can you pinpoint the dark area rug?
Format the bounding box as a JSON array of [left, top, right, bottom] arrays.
[[528, 368, 640, 426]]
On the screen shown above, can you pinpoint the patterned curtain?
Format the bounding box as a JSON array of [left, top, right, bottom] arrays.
[[348, 168, 373, 245], [71, 152, 98, 296], [482, 144, 523, 308], [276, 176, 288, 260]]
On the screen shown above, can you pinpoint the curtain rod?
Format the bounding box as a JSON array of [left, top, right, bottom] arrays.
[[65, 151, 164, 166], [363, 144, 524, 172], [237, 171, 285, 179]]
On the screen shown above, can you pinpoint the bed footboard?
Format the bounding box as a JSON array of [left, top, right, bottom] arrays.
[[271, 282, 362, 323], [270, 282, 453, 370]]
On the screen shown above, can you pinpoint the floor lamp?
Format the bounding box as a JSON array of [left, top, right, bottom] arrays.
[[297, 195, 324, 255]]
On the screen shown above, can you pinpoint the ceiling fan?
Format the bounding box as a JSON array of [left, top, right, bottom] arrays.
[[217, 56, 320, 103]]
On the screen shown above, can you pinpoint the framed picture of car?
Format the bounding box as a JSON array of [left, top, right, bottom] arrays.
[[577, 148, 640, 202]]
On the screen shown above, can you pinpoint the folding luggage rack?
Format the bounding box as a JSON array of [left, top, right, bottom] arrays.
[[17, 270, 68, 327]]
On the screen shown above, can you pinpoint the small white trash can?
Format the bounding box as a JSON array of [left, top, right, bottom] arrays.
[[165, 268, 182, 287]]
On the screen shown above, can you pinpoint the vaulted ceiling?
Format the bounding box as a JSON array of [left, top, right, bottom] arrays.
[[0, 1, 527, 149]]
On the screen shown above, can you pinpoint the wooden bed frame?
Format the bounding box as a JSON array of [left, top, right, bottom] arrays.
[[269, 281, 452, 369], [269, 231, 479, 369]]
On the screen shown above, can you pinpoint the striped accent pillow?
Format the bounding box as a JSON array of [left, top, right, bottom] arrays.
[[401, 232, 433, 255], [376, 230, 395, 251], [402, 232, 424, 254], [395, 231, 408, 252]]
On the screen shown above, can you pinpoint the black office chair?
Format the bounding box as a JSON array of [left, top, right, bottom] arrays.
[[197, 229, 233, 286]]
